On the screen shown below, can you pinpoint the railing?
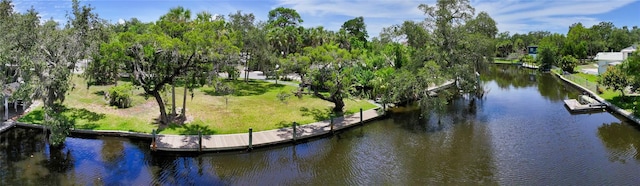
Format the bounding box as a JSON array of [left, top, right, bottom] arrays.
[[563, 74, 599, 93]]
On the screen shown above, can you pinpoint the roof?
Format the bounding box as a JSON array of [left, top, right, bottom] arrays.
[[594, 52, 623, 61], [621, 44, 638, 52]]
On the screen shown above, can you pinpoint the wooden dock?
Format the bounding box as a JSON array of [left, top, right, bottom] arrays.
[[564, 99, 606, 112], [153, 109, 382, 152], [522, 63, 539, 69]]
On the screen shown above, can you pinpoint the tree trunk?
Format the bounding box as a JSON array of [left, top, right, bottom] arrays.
[[171, 83, 176, 116], [333, 98, 345, 114], [181, 85, 187, 117], [152, 91, 169, 125]]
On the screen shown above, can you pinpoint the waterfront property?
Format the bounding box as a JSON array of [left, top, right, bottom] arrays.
[[527, 45, 538, 59], [3, 65, 640, 185], [595, 44, 638, 74]]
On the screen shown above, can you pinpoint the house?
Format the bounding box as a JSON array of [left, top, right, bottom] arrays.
[[527, 45, 538, 59], [595, 44, 637, 75], [621, 44, 637, 60]]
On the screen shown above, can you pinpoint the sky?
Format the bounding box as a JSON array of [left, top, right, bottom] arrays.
[[10, 0, 640, 38]]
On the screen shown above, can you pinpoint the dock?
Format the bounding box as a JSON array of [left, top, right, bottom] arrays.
[[521, 63, 539, 69], [563, 99, 606, 112], [153, 108, 382, 152]]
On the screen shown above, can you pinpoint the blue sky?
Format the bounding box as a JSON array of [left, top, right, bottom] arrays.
[[10, 0, 640, 37]]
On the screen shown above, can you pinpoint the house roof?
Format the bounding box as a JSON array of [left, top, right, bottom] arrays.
[[594, 52, 623, 61], [621, 44, 638, 52]]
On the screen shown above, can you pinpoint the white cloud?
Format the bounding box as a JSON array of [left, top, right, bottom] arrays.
[[276, 0, 638, 36], [475, 0, 637, 33], [117, 18, 125, 24]]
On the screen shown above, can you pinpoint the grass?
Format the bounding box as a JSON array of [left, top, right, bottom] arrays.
[[493, 59, 518, 64], [574, 73, 598, 83], [19, 76, 377, 135], [554, 70, 639, 116]]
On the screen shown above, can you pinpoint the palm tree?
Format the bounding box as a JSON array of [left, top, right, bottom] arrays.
[[158, 7, 192, 119]]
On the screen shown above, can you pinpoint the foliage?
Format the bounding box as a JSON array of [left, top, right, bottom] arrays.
[[306, 43, 356, 113], [341, 16, 368, 49], [621, 50, 640, 91], [559, 55, 578, 73], [537, 38, 557, 71], [44, 105, 75, 146], [598, 66, 630, 96], [277, 91, 291, 104], [108, 83, 133, 108]]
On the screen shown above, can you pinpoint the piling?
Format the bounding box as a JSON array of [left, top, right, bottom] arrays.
[[248, 128, 253, 150], [151, 129, 157, 151], [360, 108, 363, 124], [330, 114, 334, 133], [292, 122, 297, 141], [198, 130, 202, 152]]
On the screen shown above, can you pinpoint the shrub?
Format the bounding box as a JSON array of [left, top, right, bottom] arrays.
[[277, 91, 291, 104], [108, 83, 133, 108], [559, 55, 578, 73], [597, 86, 604, 94]]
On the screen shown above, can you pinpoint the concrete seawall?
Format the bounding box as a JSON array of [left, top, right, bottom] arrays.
[[554, 72, 640, 125]]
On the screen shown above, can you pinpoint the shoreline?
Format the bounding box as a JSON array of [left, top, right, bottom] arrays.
[[553, 72, 640, 125]]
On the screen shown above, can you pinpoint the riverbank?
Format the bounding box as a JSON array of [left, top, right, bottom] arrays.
[[153, 108, 383, 152], [4, 75, 454, 152], [553, 71, 640, 125]]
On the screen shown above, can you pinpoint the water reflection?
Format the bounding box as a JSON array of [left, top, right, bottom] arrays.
[[2, 65, 640, 184], [598, 122, 640, 163]]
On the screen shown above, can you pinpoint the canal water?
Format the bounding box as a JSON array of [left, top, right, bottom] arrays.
[[2, 65, 640, 185]]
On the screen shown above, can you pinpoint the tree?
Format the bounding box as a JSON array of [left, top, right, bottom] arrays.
[[609, 27, 632, 52], [419, 0, 490, 98], [559, 55, 578, 73], [124, 32, 198, 126], [621, 50, 640, 91], [267, 7, 303, 58], [537, 37, 558, 71], [228, 11, 256, 82], [29, 0, 103, 146], [306, 43, 356, 113], [599, 65, 630, 97], [536, 34, 564, 71], [157, 7, 193, 117], [341, 16, 368, 48]]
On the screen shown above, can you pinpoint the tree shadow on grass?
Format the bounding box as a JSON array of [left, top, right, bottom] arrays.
[[18, 107, 106, 126], [201, 80, 285, 97], [277, 121, 292, 128], [66, 108, 106, 122], [299, 107, 356, 122], [300, 107, 332, 121], [74, 123, 100, 130], [158, 123, 217, 135], [93, 90, 106, 96]]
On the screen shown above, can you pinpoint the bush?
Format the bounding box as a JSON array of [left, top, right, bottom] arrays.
[[559, 55, 578, 73], [108, 83, 133, 108], [597, 86, 604, 94]]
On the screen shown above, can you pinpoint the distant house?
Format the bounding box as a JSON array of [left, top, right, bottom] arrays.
[[621, 44, 637, 60], [595, 45, 637, 75], [527, 45, 538, 59]]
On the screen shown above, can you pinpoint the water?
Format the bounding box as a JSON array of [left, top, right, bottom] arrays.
[[2, 65, 640, 185]]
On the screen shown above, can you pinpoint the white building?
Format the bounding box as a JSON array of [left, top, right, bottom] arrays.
[[595, 44, 637, 75]]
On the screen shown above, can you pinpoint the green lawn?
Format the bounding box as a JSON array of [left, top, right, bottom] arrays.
[[493, 59, 518, 64], [19, 76, 377, 135], [557, 71, 639, 116], [574, 73, 598, 83]]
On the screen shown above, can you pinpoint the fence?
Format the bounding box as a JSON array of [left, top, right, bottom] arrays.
[[563, 74, 599, 93]]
